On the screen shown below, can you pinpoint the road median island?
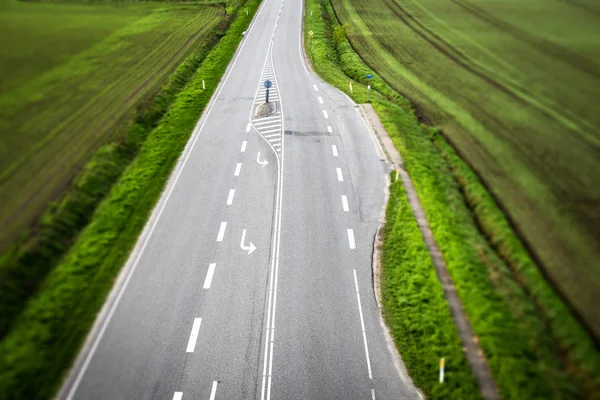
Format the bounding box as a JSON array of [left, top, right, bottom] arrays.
[[0, 1, 262, 398], [303, 0, 600, 398]]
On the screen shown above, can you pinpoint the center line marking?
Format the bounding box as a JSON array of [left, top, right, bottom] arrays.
[[327, 126, 333, 133], [341, 195, 349, 212], [347, 229, 356, 249], [332, 145, 338, 157], [226, 189, 235, 205], [354, 269, 373, 379], [313, 84, 319, 91], [203, 263, 216, 289], [318, 96, 323, 104], [241, 141, 247, 152], [234, 163, 242, 176], [209, 381, 218, 400], [186, 318, 202, 353], [216, 222, 227, 242], [173, 392, 183, 400], [336, 167, 344, 181], [323, 110, 329, 119], [246, 123, 251, 132]]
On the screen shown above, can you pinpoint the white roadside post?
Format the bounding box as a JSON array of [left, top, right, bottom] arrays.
[[366, 73, 372, 102], [440, 358, 445, 383], [349, 81, 353, 94], [202, 79, 205, 90]]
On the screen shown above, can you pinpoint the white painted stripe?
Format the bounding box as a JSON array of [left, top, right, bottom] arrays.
[[262, 128, 281, 134], [186, 318, 202, 353], [353, 269, 373, 379], [323, 110, 329, 119], [209, 381, 218, 400], [272, 142, 281, 147], [234, 163, 242, 177], [313, 84, 318, 91], [264, 133, 280, 138], [341, 195, 349, 212], [216, 222, 227, 242], [372, 389, 376, 400], [269, 138, 281, 143], [347, 229, 356, 249], [253, 115, 280, 122], [336, 167, 344, 182], [254, 120, 281, 126], [246, 123, 251, 132], [203, 263, 216, 289], [327, 126, 333, 133], [318, 96, 323, 104], [173, 392, 183, 400], [241, 141, 247, 152], [332, 145, 338, 157], [226, 189, 235, 205]]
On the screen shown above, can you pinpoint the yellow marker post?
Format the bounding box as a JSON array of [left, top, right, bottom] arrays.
[[440, 358, 445, 383]]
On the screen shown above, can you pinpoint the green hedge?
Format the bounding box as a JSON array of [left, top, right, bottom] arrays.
[[0, 1, 261, 398]]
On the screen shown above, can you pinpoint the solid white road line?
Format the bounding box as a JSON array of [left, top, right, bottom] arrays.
[[216, 222, 227, 242], [226, 189, 235, 206], [336, 167, 344, 181], [323, 110, 329, 119], [313, 84, 318, 91], [234, 163, 242, 177], [241, 141, 247, 152], [353, 269, 373, 379], [186, 318, 202, 353], [173, 392, 183, 400], [209, 381, 218, 400], [246, 123, 251, 132], [347, 229, 356, 249], [203, 263, 216, 289], [327, 126, 333, 133], [341, 195, 349, 212], [318, 96, 323, 104], [332, 145, 338, 157]]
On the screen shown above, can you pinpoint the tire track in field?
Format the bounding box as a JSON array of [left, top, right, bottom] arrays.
[[383, 0, 600, 152], [452, 0, 600, 80]]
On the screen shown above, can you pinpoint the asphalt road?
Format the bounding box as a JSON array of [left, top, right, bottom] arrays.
[[59, 0, 421, 398]]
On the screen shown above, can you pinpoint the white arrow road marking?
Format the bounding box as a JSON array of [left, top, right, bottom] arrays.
[[347, 229, 356, 249], [257, 152, 269, 167], [186, 318, 202, 353], [173, 392, 183, 400], [234, 163, 242, 177], [216, 222, 227, 242], [203, 263, 216, 289], [209, 381, 218, 400], [240, 229, 257, 255], [332, 145, 338, 157], [227, 189, 235, 206]]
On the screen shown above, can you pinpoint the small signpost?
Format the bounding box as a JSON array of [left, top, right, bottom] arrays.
[[264, 80, 273, 103], [366, 73, 373, 102], [440, 358, 445, 383]]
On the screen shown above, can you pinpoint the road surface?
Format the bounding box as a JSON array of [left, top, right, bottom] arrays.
[[59, 0, 421, 398]]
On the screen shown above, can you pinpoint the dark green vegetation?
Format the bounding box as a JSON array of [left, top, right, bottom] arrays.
[[0, 0, 222, 250], [0, 0, 261, 398], [304, 0, 600, 398], [329, 0, 600, 337]]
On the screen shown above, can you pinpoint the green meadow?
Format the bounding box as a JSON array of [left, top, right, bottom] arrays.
[[0, 0, 223, 250], [329, 0, 600, 336]]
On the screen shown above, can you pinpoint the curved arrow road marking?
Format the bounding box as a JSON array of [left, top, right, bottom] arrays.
[[240, 229, 257, 255], [257, 152, 269, 167]]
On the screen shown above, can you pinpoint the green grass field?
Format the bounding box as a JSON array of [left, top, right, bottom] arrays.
[[328, 0, 600, 336], [0, 0, 223, 251]]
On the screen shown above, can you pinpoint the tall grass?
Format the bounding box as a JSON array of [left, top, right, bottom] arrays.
[[0, 1, 261, 398]]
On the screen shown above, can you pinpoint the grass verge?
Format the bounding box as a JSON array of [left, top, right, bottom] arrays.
[[0, 0, 261, 398], [305, 0, 600, 398]]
